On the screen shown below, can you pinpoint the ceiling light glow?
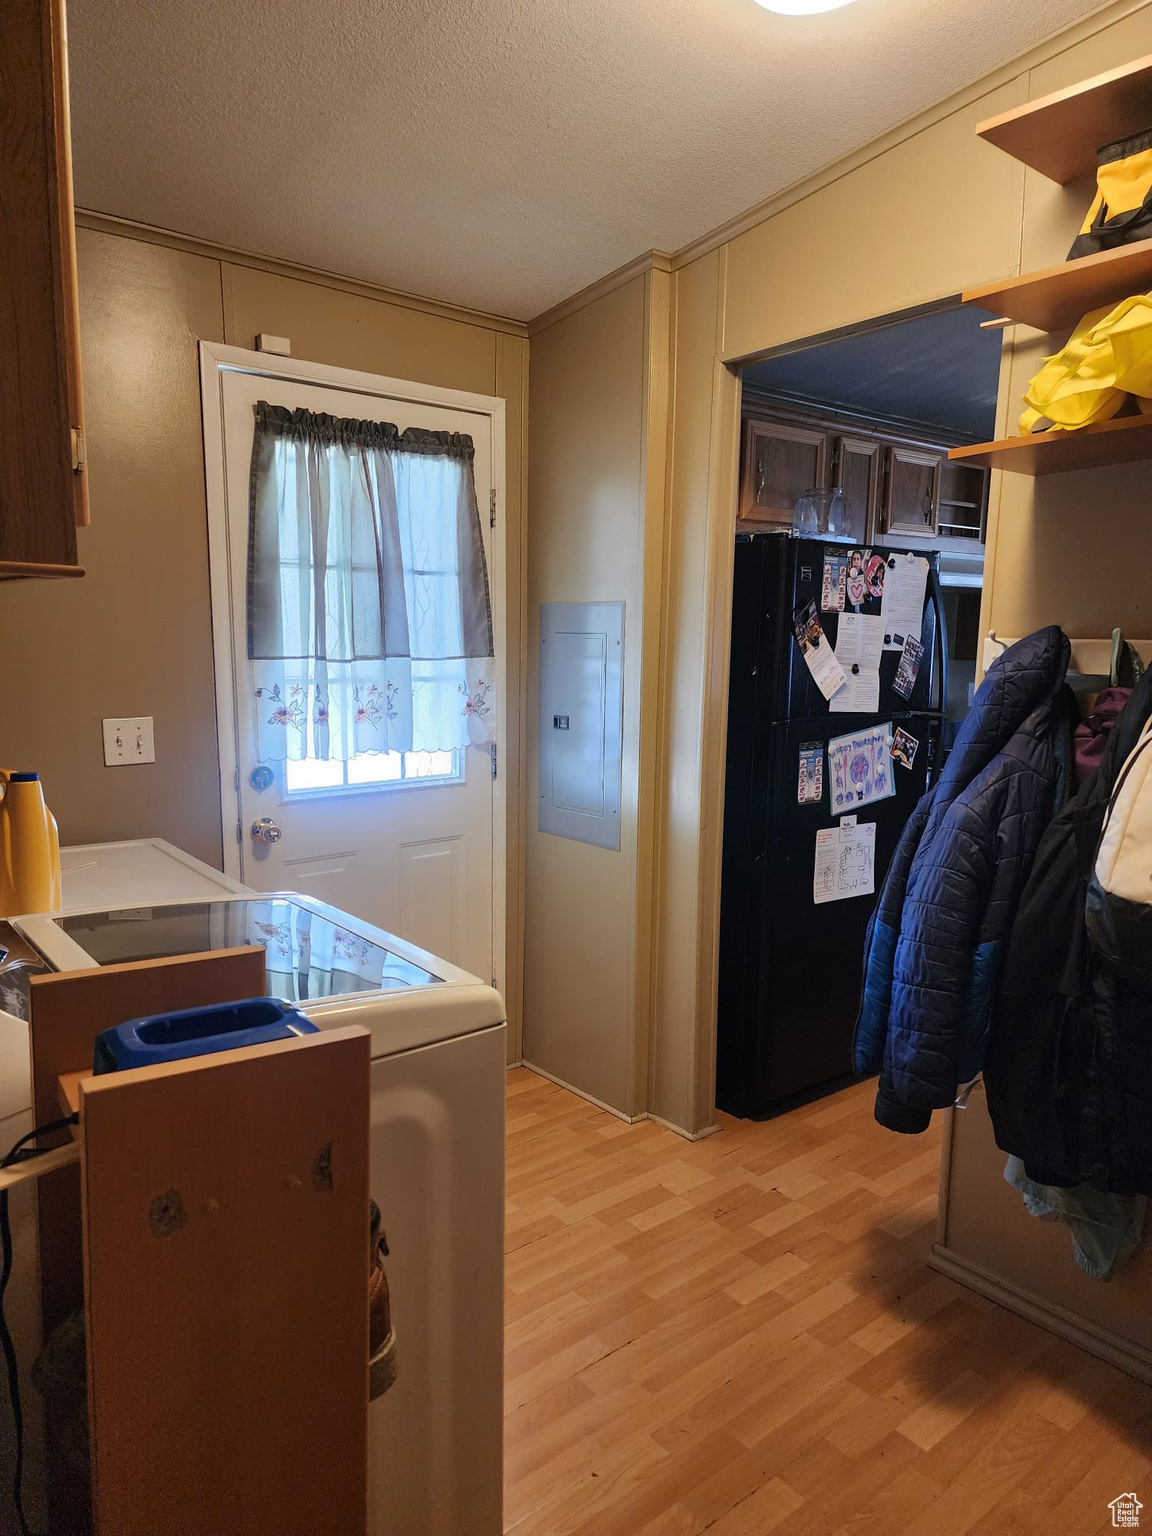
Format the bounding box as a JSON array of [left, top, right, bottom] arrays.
[[753, 0, 859, 13]]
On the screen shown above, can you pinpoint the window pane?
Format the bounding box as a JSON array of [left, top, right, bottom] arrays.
[[347, 751, 403, 785], [284, 748, 459, 795], [403, 750, 458, 780], [286, 757, 343, 791]]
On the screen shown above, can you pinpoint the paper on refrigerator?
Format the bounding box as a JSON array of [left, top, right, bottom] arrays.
[[813, 820, 877, 905], [793, 600, 848, 702], [828, 723, 895, 814], [829, 613, 884, 712], [880, 552, 929, 652]]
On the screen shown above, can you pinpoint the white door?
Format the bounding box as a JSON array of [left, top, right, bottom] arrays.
[[204, 350, 503, 988]]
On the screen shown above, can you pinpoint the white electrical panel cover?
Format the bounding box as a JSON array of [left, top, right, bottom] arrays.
[[539, 602, 624, 850]]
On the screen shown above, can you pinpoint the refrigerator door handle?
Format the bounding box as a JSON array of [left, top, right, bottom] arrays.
[[928, 563, 949, 718]]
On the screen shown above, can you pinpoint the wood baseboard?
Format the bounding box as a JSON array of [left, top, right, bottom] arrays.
[[929, 1242, 1152, 1385], [519, 1059, 643, 1124]]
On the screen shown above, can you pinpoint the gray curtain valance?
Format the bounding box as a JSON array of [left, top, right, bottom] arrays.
[[253, 400, 476, 462]]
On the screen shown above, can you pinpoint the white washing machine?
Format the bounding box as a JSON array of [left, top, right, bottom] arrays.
[[2, 841, 506, 1536]]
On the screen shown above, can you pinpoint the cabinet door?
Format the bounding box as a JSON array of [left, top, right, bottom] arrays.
[[740, 419, 827, 526], [881, 445, 942, 538], [0, 0, 87, 579], [829, 435, 879, 544]]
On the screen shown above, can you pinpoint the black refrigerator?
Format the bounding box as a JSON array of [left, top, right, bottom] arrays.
[[716, 534, 947, 1118]]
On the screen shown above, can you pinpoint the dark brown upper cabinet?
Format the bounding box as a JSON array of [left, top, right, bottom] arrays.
[[828, 435, 880, 545], [739, 400, 986, 552], [0, 0, 87, 580], [879, 445, 943, 539], [739, 417, 827, 526]]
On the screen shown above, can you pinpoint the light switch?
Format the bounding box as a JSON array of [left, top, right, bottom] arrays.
[[102, 717, 155, 766]]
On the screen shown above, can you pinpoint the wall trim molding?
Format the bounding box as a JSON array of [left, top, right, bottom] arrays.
[[672, 0, 1149, 275], [646, 1111, 722, 1143], [75, 209, 530, 338], [929, 1243, 1152, 1385], [630, 264, 674, 1122], [527, 250, 674, 337], [79, 2, 1147, 344], [519, 1060, 645, 1123], [516, 1061, 721, 1139], [78, 3, 1149, 343]]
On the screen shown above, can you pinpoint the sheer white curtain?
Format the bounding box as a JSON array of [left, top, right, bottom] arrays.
[[247, 403, 494, 764]]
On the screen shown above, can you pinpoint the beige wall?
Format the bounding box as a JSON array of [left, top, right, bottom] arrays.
[[0, 221, 529, 1051], [651, 0, 1152, 1134], [0, 230, 226, 865], [523, 269, 668, 1116]]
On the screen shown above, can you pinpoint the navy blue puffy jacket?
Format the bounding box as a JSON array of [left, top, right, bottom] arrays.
[[854, 627, 1071, 1133]]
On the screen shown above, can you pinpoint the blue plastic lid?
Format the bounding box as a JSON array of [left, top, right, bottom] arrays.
[[8, 773, 39, 782]]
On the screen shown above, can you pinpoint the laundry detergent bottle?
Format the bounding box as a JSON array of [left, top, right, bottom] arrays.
[[0, 771, 62, 917]]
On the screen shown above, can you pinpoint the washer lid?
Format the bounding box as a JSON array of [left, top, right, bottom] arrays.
[[50, 895, 445, 1000]]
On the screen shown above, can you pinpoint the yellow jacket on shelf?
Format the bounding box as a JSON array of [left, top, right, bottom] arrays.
[[1021, 291, 1152, 435], [0, 771, 62, 918]]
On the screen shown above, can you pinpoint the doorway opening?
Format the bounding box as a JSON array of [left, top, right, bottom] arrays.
[[716, 300, 1003, 1122]]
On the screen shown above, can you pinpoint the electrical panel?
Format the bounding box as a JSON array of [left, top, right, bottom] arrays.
[[538, 602, 624, 850]]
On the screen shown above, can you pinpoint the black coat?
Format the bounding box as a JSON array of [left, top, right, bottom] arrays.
[[985, 665, 1152, 1196]]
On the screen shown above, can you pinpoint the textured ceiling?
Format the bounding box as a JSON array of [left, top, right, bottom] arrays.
[[68, 0, 1109, 320]]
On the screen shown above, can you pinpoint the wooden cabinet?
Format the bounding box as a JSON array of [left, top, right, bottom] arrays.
[[739, 401, 986, 550], [829, 435, 880, 544], [0, 0, 87, 580], [936, 458, 989, 544], [880, 445, 944, 538], [739, 417, 827, 526]]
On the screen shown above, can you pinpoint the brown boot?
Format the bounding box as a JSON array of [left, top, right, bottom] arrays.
[[369, 1200, 398, 1398]]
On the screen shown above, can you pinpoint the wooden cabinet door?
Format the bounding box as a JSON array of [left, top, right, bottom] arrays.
[[0, 0, 87, 580], [740, 418, 827, 526], [829, 435, 879, 544], [881, 445, 942, 538]]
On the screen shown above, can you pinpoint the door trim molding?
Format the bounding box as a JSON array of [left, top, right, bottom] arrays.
[[198, 340, 509, 1001]]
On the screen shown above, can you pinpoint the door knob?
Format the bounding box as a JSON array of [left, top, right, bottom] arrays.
[[251, 816, 282, 845]]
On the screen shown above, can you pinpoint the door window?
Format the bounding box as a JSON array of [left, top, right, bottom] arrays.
[[284, 749, 462, 796]]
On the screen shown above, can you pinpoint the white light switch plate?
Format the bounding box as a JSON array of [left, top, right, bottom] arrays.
[[102, 716, 155, 766]]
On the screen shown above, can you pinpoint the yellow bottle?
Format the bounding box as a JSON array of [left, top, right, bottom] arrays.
[[0, 771, 63, 917]]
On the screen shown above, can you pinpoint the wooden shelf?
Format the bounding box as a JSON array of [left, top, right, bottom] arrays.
[[964, 239, 1152, 332], [950, 413, 1152, 475], [978, 53, 1152, 184]]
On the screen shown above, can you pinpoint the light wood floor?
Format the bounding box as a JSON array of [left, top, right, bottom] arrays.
[[504, 1067, 1152, 1536]]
